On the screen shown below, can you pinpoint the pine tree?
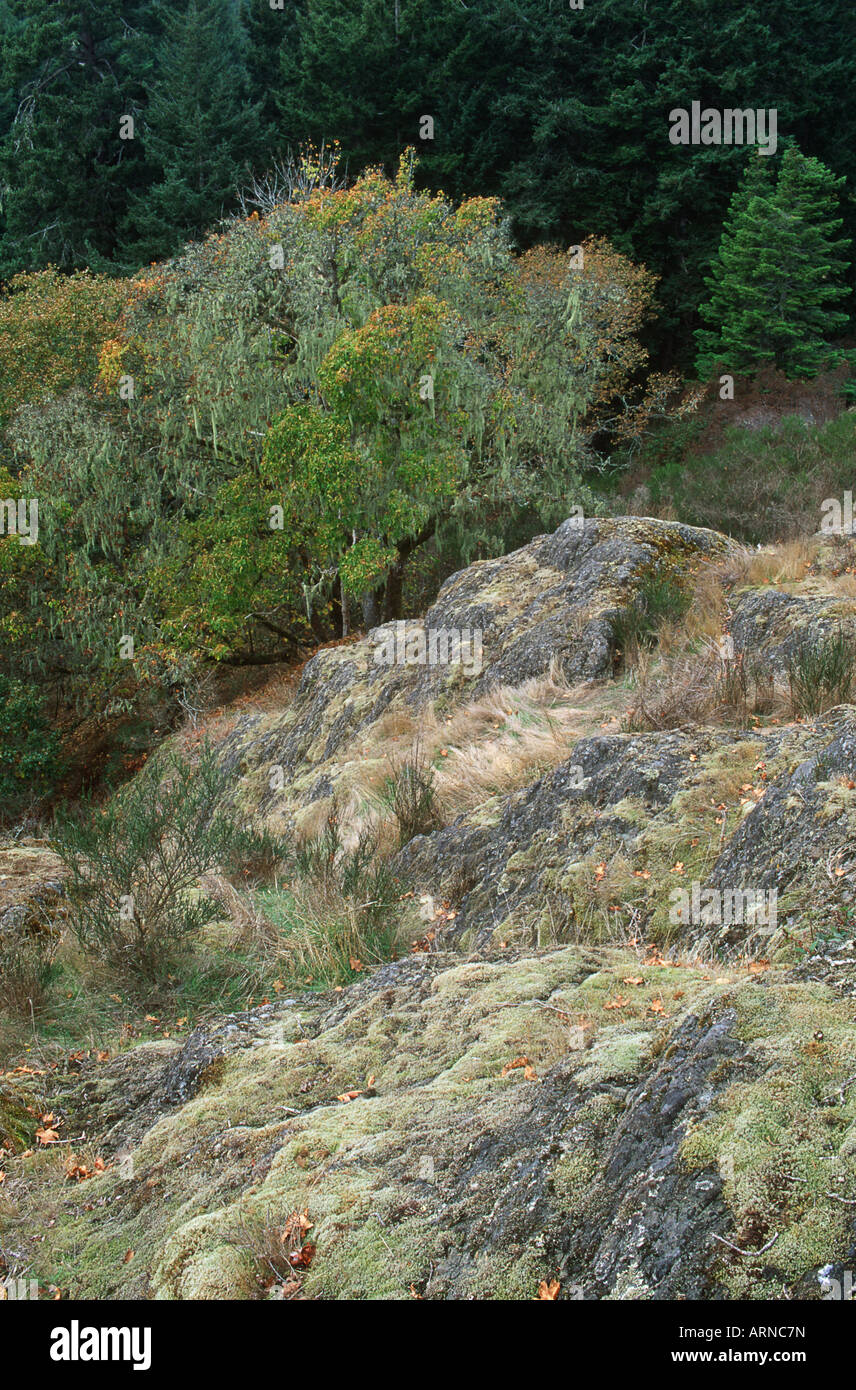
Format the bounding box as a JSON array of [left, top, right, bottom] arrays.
[[243, 0, 296, 147], [696, 147, 851, 379], [0, 0, 157, 276], [126, 0, 260, 262], [694, 157, 777, 375]]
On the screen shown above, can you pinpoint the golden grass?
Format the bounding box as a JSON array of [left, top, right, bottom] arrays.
[[292, 661, 619, 848], [826, 571, 856, 599], [735, 537, 818, 588]]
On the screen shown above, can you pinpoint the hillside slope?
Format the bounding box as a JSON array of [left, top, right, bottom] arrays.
[[2, 516, 855, 1301]]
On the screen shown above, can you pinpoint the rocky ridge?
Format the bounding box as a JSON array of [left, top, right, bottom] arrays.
[[2, 516, 855, 1300]]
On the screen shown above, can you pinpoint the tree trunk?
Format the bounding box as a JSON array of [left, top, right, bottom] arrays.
[[361, 589, 381, 629], [340, 574, 349, 638], [384, 557, 405, 622]]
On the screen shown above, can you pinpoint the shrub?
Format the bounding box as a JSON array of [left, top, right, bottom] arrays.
[[612, 572, 691, 667], [646, 411, 856, 545], [0, 918, 60, 1016], [382, 740, 441, 847], [258, 812, 404, 988], [0, 676, 63, 820], [786, 626, 856, 716], [52, 740, 284, 988]]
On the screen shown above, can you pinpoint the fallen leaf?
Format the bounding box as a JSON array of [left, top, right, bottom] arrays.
[[747, 959, 770, 974], [281, 1209, 313, 1245], [537, 1279, 561, 1300], [501, 1056, 532, 1077]]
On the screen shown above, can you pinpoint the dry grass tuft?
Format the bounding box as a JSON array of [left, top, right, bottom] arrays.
[[735, 538, 818, 589], [293, 661, 596, 847], [200, 872, 278, 952]]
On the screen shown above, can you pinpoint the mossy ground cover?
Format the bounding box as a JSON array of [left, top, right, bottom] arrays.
[[3, 941, 852, 1301]]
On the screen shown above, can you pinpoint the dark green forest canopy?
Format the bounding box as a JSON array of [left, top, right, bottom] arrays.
[[1, 0, 855, 358]]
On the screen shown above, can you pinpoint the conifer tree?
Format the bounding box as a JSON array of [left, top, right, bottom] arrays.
[[0, 0, 156, 275], [696, 147, 850, 379], [126, 0, 260, 262], [243, 0, 297, 147]]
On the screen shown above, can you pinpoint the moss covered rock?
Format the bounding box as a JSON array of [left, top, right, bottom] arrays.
[[4, 946, 854, 1300]]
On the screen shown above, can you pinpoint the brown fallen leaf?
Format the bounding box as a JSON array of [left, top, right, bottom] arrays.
[[281, 1209, 313, 1245], [501, 1056, 531, 1077], [289, 1242, 316, 1269], [537, 1279, 561, 1300]]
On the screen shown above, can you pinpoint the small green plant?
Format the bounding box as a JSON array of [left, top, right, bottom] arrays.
[[258, 812, 404, 988], [383, 739, 441, 847], [0, 919, 60, 1016], [0, 676, 63, 819], [52, 740, 284, 989], [786, 625, 856, 717], [612, 572, 691, 667]]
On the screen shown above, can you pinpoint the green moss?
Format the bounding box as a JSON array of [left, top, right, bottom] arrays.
[[680, 979, 856, 1298], [0, 1079, 42, 1152]]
